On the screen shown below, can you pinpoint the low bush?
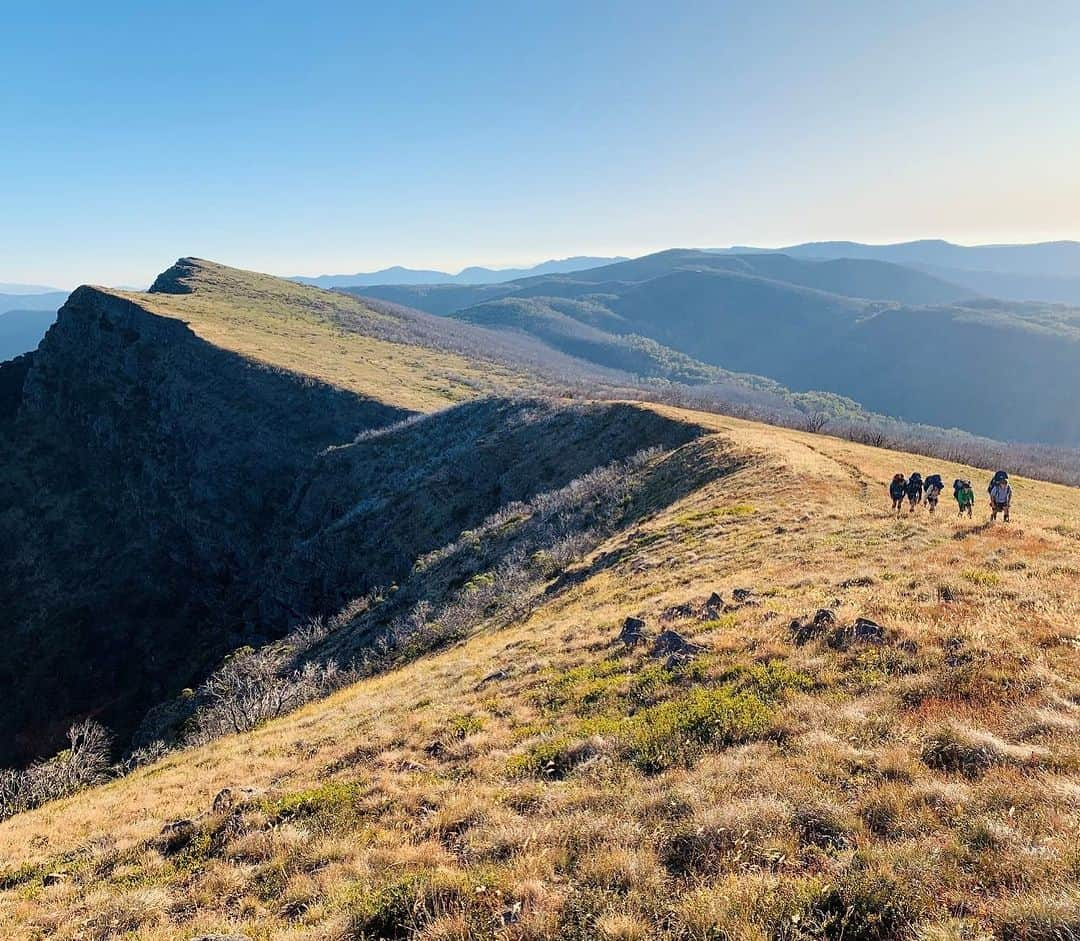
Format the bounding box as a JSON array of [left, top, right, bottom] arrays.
[[510, 683, 774, 777], [0, 720, 111, 822]]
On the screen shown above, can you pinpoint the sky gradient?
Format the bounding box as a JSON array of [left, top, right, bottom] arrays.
[[3, 0, 1079, 288]]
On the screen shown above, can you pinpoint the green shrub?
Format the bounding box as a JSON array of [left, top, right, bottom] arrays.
[[619, 685, 773, 773], [510, 684, 773, 777], [262, 780, 364, 827], [723, 659, 815, 700], [443, 712, 485, 739]]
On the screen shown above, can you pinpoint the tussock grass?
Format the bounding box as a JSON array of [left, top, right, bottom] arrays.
[[3, 407, 1080, 939]]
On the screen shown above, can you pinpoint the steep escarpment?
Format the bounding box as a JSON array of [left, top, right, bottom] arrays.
[[0, 265, 710, 766], [263, 398, 705, 624], [0, 286, 407, 764]]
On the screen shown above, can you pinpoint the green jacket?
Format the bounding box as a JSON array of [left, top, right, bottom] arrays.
[[956, 487, 975, 507]]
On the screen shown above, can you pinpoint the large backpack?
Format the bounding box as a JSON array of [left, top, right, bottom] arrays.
[[906, 473, 923, 495], [988, 470, 1009, 494], [925, 474, 943, 491]]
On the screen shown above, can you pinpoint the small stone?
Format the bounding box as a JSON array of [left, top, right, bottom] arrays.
[[618, 616, 647, 647], [651, 629, 704, 658], [476, 668, 508, 689], [828, 617, 886, 650], [853, 617, 885, 641], [42, 872, 66, 887]]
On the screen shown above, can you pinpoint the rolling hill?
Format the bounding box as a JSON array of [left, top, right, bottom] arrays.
[[721, 240, 1080, 304], [350, 250, 1080, 445]]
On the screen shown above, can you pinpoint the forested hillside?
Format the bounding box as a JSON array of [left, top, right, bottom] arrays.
[[349, 250, 1080, 444]]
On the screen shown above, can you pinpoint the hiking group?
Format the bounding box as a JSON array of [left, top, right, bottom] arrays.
[[889, 470, 1013, 521]]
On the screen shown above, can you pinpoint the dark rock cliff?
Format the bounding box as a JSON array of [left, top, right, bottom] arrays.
[[0, 287, 407, 764]]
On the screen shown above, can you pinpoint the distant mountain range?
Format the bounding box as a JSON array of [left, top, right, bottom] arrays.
[[0, 309, 61, 362], [346, 248, 1080, 445], [711, 240, 1080, 304], [0, 290, 68, 313], [0, 291, 67, 360], [0, 281, 62, 295], [291, 256, 629, 288]]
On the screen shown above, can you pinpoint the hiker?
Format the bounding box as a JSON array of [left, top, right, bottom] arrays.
[[924, 473, 944, 513], [953, 478, 975, 518], [905, 472, 924, 513], [988, 471, 1012, 522], [889, 474, 907, 515]]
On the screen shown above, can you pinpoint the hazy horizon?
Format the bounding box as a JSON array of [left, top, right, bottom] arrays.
[[8, 236, 1080, 293], [5, 1, 1079, 287]]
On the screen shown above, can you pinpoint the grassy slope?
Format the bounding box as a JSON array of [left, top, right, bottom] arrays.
[[115, 259, 529, 412], [3, 408, 1079, 939]]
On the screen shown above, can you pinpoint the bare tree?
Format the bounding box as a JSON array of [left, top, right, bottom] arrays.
[[800, 412, 831, 434]]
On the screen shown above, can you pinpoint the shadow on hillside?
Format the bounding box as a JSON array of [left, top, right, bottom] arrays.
[[543, 437, 741, 597], [292, 431, 735, 677]]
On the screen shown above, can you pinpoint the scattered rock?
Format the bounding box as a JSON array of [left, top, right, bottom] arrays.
[[662, 601, 698, 621], [156, 818, 198, 856], [651, 629, 705, 658], [211, 786, 263, 813], [705, 591, 724, 611], [828, 617, 886, 651], [664, 653, 697, 671], [937, 585, 957, 603], [191, 935, 250, 941], [789, 609, 834, 645], [42, 872, 66, 887], [618, 616, 648, 647], [853, 617, 885, 641], [813, 609, 837, 628], [476, 668, 509, 690], [732, 587, 756, 604], [499, 902, 523, 926], [839, 575, 876, 589]]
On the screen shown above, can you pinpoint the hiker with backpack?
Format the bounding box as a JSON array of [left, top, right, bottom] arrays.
[[988, 471, 1012, 522], [905, 472, 924, 513], [953, 478, 975, 518], [889, 474, 907, 515], [924, 474, 944, 513]]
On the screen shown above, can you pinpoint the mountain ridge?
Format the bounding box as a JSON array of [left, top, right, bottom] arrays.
[[291, 255, 629, 288]]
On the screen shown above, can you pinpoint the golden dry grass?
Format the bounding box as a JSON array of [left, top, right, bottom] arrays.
[[3, 409, 1079, 939], [103, 259, 530, 412]]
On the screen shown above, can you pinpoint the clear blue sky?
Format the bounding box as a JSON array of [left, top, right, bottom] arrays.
[[4, 0, 1078, 288]]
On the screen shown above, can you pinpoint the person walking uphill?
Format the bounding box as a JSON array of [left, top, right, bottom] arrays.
[[906, 472, 924, 513], [988, 471, 1012, 522], [890, 474, 907, 516], [954, 479, 975, 518], [924, 474, 944, 513]]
